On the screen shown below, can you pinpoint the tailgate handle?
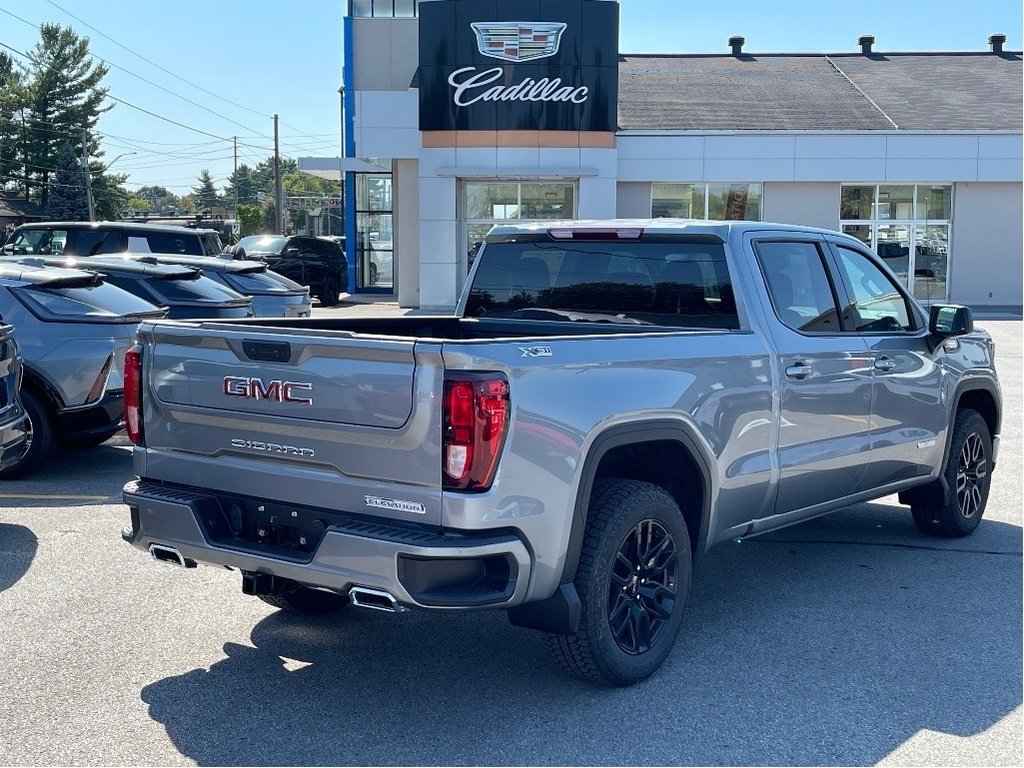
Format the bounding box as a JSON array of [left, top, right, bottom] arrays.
[[242, 340, 292, 363]]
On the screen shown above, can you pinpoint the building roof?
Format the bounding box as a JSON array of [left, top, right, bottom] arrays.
[[0, 194, 45, 219], [618, 52, 1023, 131]]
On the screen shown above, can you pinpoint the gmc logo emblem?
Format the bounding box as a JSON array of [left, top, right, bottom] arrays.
[[223, 376, 313, 406]]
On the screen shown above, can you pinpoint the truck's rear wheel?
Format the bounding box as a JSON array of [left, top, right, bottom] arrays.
[[545, 479, 692, 686], [912, 408, 992, 538], [258, 585, 350, 615]]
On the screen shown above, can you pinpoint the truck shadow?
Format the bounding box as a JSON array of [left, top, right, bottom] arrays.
[[140, 504, 1022, 766], [0, 523, 37, 593], [0, 443, 132, 506]]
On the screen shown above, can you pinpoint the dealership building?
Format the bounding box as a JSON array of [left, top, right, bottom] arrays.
[[299, 0, 1023, 312]]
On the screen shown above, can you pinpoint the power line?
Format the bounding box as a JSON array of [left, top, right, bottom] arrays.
[[0, 6, 272, 140], [42, 0, 273, 121]]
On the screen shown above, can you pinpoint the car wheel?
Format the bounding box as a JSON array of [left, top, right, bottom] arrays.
[[0, 388, 56, 480], [912, 408, 992, 538], [369, 262, 378, 286], [545, 479, 692, 686], [258, 584, 350, 615], [319, 277, 340, 307]]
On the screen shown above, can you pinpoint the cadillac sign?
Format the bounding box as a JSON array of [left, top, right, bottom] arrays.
[[418, 0, 619, 132], [471, 22, 567, 63]]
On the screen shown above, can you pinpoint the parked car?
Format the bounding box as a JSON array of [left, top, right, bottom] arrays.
[[0, 263, 165, 477], [2, 257, 254, 321], [233, 235, 348, 306], [319, 235, 392, 287], [121, 254, 312, 319], [0, 325, 29, 474], [2, 221, 224, 258]]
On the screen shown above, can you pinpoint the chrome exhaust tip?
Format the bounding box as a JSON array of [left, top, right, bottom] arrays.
[[149, 543, 196, 568], [348, 586, 405, 613]]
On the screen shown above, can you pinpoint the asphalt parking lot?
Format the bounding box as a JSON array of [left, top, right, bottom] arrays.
[[0, 317, 1020, 767]]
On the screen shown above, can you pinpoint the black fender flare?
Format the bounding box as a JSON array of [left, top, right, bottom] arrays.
[[899, 377, 1001, 509], [508, 419, 715, 635], [560, 420, 716, 583]]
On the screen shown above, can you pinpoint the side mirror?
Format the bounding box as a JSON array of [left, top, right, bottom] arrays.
[[928, 304, 973, 351]]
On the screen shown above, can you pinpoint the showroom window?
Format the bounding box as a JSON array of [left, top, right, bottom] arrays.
[[463, 181, 576, 270], [840, 184, 952, 303], [354, 164, 394, 290], [652, 183, 762, 221]]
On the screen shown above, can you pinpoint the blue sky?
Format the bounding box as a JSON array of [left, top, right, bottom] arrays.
[[0, 0, 1020, 195]]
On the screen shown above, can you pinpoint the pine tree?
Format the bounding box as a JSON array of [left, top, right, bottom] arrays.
[[45, 142, 89, 220], [23, 24, 110, 209], [223, 164, 255, 207], [0, 52, 27, 196], [192, 169, 218, 211]]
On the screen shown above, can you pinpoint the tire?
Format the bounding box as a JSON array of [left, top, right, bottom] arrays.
[[257, 584, 350, 615], [545, 479, 692, 686], [369, 262, 378, 286], [912, 408, 992, 538], [0, 388, 56, 480], [319, 277, 340, 307]]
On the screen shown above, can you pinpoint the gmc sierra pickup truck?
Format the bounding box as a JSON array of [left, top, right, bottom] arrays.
[[121, 220, 1001, 686]]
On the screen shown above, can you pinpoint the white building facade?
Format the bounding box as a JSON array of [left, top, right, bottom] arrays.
[[302, 0, 1022, 313]]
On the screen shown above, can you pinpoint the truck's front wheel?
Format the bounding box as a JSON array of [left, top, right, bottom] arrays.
[[912, 408, 992, 538], [546, 479, 692, 686]]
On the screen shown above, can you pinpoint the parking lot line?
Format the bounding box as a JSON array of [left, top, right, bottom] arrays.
[[0, 492, 111, 501]]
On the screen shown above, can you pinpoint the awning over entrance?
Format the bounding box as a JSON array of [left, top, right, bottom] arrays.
[[297, 157, 389, 180]]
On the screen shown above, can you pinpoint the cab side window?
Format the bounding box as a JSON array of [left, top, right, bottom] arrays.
[[755, 241, 842, 333], [833, 246, 915, 333]]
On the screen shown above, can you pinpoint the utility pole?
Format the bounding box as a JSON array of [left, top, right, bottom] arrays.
[[273, 114, 283, 234], [81, 128, 95, 222], [233, 135, 238, 214]]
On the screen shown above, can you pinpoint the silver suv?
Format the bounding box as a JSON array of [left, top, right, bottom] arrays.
[[0, 263, 165, 478]]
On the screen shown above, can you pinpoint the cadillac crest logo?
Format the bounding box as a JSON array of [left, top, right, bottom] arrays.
[[471, 22, 567, 63]]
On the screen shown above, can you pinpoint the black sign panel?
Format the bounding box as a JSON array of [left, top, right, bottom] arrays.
[[418, 0, 619, 132]]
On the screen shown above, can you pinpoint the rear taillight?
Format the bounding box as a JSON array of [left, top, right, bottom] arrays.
[[124, 346, 144, 446], [442, 374, 510, 492]]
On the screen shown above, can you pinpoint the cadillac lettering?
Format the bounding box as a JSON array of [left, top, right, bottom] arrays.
[[448, 66, 589, 107], [222, 376, 313, 405]]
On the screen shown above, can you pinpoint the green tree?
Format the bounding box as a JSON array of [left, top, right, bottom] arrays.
[[124, 196, 152, 215], [133, 185, 181, 215], [192, 169, 218, 211], [0, 52, 27, 196], [45, 141, 88, 220], [223, 163, 256, 208], [236, 204, 262, 237], [23, 24, 110, 209], [90, 162, 129, 220]]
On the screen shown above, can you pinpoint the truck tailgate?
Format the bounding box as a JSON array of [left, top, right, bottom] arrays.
[[137, 322, 444, 523]]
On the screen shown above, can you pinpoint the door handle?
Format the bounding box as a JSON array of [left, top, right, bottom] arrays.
[[785, 363, 813, 380], [874, 356, 897, 372]]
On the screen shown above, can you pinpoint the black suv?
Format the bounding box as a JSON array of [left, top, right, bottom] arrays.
[[233, 234, 348, 306], [2, 221, 224, 257]]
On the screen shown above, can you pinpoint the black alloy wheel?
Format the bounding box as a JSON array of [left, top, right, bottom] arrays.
[[608, 519, 678, 655], [955, 431, 987, 519], [912, 408, 992, 538], [545, 479, 692, 686]]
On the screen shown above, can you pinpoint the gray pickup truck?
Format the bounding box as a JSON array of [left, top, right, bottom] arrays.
[[122, 220, 1001, 686]]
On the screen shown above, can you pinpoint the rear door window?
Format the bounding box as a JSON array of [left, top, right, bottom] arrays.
[[754, 241, 843, 334], [144, 232, 202, 255]]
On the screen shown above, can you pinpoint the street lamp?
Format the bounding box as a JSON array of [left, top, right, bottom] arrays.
[[97, 151, 138, 173], [84, 151, 137, 222]]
